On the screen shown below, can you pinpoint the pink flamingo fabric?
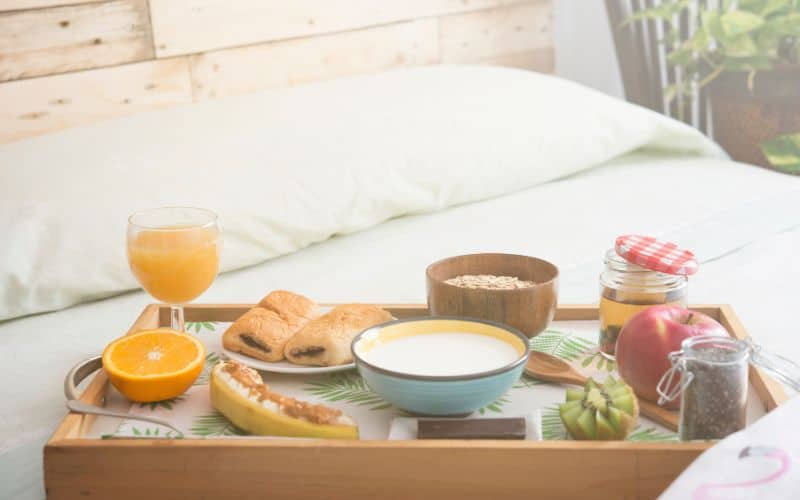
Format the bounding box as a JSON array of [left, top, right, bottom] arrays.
[[692, 446, 791, 499]]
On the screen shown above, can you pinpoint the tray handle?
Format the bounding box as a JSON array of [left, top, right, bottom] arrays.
[[64, 356, 103, 401]]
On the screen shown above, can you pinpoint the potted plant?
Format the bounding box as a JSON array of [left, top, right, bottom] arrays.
[[630, 0, 800, 174]]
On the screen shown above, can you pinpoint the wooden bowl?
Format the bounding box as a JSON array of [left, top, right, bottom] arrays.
[[426, 253, 559, 338]]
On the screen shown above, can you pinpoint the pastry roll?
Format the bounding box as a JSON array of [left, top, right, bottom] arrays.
[[258, 290, 319, 330], [224, 291, 319, 362], [222, 308, 293, 362], [284, 304, 392, 366]]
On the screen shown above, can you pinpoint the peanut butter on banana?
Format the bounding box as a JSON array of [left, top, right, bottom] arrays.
[[222, 361, 343, 425]]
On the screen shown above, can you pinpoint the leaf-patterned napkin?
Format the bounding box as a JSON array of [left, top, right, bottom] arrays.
[[106, 320, 678, 441]]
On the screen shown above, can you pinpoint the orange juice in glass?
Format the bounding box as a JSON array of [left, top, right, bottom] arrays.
[[127, 207, 220, 331]]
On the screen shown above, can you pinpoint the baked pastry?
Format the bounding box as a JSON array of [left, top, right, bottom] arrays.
[[222, 308, 291, 362], [284, 304, 392, 366], [258, 290, 318, 330], [223, 291, 318, 362]]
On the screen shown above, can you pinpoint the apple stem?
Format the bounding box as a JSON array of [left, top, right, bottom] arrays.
[[685, 313, 693, 324]]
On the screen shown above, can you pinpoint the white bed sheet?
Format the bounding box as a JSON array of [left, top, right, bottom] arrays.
[[2, 152, 800, 499]]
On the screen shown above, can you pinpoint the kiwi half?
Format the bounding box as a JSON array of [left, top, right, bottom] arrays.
[[558, 376, 639, 440]]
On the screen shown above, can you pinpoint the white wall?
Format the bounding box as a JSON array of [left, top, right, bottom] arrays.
[[553, 0, 624, 98]]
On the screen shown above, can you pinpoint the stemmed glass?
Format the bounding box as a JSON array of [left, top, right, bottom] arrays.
[[127, 207, 220, 332]]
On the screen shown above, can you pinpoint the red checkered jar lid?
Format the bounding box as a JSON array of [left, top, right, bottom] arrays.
[[614, 235, 698, 276]]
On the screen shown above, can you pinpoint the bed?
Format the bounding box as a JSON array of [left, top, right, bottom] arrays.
[[3, 137, 800, 498], [2, 3, 800, 499]]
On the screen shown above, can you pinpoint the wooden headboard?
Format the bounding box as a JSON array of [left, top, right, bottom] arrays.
[[0, 0, 553, 144]]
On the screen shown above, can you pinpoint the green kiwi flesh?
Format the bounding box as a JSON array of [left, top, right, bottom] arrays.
[[558, 377, 639, 440]]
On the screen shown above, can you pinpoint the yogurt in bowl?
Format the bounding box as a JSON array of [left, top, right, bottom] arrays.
[[352, 317, 530, 416]]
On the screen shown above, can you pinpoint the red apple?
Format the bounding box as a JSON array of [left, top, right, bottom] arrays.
[[615, 305, 727, 409]]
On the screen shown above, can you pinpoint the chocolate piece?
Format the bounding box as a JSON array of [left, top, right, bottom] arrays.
[[290, 346, 325, 357], [418, 418, 526, 440], [241, 334, 270, 352]]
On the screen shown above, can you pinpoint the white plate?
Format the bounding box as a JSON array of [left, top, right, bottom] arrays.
[[222, 348, 356, 374]]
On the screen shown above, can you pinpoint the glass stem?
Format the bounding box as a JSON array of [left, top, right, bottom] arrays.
[[170, 304, 185, 332]]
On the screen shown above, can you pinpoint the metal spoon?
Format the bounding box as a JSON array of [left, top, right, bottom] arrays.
[[66, 399, 184, 438], [525, 350, 679, 431]]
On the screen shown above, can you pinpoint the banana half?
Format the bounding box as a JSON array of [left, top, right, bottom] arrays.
[[210, 360, 358, 439]]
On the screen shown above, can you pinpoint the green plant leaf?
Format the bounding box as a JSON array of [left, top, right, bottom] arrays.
[[761, 133, 800, 173], [190, 412, 247, 436], [721, 10, 766, 37], [304, 372, 392, 410], [702, 10, 728, 41], [764, 13, 800, 35], [722, 34, 760, 57], [760, 0, 791, 17]]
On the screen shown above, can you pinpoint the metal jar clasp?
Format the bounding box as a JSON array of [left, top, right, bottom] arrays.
[[656, 350, 694, 406]]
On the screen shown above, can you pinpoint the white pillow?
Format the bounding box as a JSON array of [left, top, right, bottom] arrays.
[[0, 65, 723, 320]]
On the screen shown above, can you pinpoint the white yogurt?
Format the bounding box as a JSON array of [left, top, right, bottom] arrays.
[[360, 332, 520, 376]]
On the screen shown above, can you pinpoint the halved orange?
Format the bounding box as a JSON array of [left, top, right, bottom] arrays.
[[102, 328, 205, 403]]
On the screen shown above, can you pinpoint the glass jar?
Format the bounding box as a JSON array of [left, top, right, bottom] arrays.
[[657, 336, 800, 441], [599, 249, 687, 355]]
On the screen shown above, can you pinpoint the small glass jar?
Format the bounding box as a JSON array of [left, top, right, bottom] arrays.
[[657, 336, 800, 441], [599, 249, 687, 355]]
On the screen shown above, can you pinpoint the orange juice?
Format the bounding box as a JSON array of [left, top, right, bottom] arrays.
[[127, 227, 219, 303]]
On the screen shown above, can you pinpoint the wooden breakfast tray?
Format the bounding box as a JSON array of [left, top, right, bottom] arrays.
[[45, 304, 787, 500]]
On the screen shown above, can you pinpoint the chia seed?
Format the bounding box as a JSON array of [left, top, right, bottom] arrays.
[[680, 345, 748, 441]]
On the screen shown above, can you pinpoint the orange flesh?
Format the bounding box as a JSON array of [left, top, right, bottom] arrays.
[[109, 331, 201, 376]]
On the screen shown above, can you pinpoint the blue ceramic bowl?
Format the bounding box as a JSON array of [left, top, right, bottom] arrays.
[[351, 317, 530, 416]]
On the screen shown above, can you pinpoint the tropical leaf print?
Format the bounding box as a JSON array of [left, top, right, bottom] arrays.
[[194, 351, 221, 386], [129, 426, 181, 438], [513, 372, 543, 389], [581, 351, 616, 372], [628, 427, 678, 442], [530, 330, 595, 362], [185, 321, 217, 334], [539, 406, 677, 441], [190, 412, 247, 437], [478, 394, 511, 415], [541, 405, 567, 440], [304, 372, 392, 410], [139, 395, 187, 411]]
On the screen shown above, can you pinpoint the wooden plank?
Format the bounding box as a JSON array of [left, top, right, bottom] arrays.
[[439, 1, 553, 64], [0, 58, 192, 144], [149, 0, 528, 58], [190, 18, 439, 101], [45, 439, 707, 500], [0, 0, 102, 12], [0, 0, 153, 82]]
